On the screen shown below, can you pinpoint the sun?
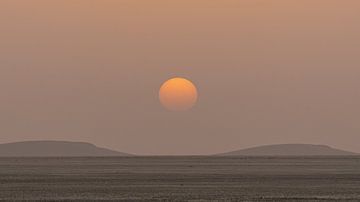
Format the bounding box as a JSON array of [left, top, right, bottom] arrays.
[[159, 77, 198, 111]]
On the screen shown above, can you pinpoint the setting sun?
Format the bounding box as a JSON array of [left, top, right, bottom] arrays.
[[159, 77, 198, 111]]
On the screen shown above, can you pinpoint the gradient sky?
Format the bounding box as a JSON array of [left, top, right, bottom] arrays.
[[1, 0, 360, 155]]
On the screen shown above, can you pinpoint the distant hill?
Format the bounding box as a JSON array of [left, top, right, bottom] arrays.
[[0, 141, 131, 157], [217, 144, 358, 156]]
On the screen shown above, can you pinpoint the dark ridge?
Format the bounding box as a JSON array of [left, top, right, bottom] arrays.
[[0, 141, 131, 157], [217, 144, 358, 156]]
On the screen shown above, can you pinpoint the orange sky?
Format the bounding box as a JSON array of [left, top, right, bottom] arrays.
[[1, 0, 360, 154]]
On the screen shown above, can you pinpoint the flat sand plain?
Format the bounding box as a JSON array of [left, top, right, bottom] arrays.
[[0, 156, 359, 201]]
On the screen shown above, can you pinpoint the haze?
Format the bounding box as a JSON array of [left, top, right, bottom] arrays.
[[1, 0, 360, 155]]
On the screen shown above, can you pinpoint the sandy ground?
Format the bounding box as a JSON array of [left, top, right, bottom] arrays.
[[0, 156, 359, 201]]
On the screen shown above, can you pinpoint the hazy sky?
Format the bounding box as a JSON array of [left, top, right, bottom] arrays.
[[1, 0, 360, 155]]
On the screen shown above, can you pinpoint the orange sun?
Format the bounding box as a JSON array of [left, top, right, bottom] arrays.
[[159, 77, 198, 111]]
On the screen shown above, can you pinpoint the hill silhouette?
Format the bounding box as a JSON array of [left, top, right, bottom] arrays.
[[0, 141, 130, 157], [218, 144, 358, 156]]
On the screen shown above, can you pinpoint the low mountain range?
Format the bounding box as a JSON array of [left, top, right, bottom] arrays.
[[217, 144, 358, 156], [0, 141, 358, 157]]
